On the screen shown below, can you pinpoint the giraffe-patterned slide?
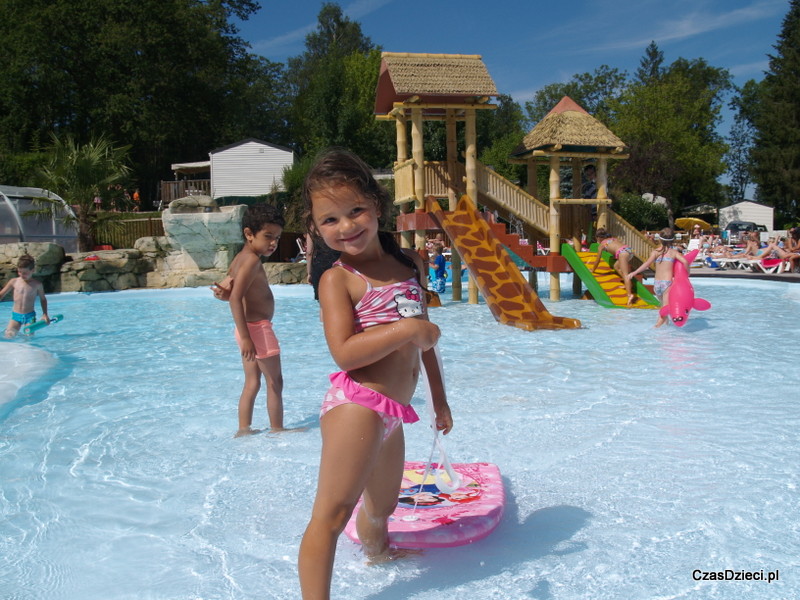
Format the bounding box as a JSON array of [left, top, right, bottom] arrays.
[[426, 195, 581, 330]]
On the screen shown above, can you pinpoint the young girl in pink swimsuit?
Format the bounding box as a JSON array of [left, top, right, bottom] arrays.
[[298, 148, 453, 599], [590, 228, 636, 305], [627, 227, 690, 327]]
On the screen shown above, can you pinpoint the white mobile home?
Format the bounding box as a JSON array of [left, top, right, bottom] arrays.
[[719, 201, 774, 231], [210, 139, 294, 199]]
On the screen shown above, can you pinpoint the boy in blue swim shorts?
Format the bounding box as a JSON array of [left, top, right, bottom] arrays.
[[1, 254, 50, 338]]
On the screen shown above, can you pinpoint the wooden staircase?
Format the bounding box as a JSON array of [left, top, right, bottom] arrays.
[[486, 222, 536, 266], [417, 160, 655, 264]]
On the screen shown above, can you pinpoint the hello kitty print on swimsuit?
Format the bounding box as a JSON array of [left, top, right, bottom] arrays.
[[333, 260, 425, 332]]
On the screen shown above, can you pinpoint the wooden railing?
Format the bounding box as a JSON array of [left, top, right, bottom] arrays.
[[398, 159, 655, 261], [474, 163, 550, 233], [392, 159, 416, 205], [604, 210, 657, 262], [421, 162, 452, 198], [421, 161, 549, 233], [159, 179, 211, 208], [96, 217, 165, 249]]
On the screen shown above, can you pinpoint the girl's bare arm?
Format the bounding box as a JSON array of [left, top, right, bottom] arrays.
[[628, 251, 656, 278], [421, 347, 452, 434], [319, 269, 439, 372]]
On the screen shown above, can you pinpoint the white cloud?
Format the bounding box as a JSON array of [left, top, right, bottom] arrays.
[[729, 59, 770, 78], [251, 24, 315, 55], [250, 0, 394, 56], [344, 0, 395, 19], [593, 0, 786, 52]]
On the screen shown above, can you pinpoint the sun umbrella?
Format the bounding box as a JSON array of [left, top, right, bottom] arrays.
[[675, 217, 712, 231]]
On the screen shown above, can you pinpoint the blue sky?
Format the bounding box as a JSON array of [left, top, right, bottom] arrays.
[[235, 0, 787, 134]]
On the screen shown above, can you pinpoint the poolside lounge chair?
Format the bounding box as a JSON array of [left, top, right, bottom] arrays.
[[707, 257, 743, 270], [736, 258, 760, 270], [736, 257, 785, 273], [751, 258, 786, 274]]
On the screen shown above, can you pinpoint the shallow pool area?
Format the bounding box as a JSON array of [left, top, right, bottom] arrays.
[[1, 277, 799, 599]]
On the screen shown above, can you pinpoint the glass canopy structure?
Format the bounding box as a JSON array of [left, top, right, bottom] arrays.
[[0, 185, 78, 252]]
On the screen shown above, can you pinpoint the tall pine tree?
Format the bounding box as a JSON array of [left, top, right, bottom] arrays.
[[726, 80, 760, 203], [750, 0, 800, 223]]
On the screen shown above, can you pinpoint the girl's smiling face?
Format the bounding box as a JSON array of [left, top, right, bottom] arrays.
[[311, 184, 380, 256]]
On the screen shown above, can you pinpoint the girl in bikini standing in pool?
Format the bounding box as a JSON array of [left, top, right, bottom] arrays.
[[297, 148, 453, 599], [590, 228, 636, 305], [627, 227, 690, 327]]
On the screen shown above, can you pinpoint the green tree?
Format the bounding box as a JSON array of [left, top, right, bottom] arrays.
[[287, 3, 384, 161], [634, 41, 665, 84], [480, 131, 526, 184], [609, 46, 732, 223], [524, 65, 628, 124], [750, 0, 800, 221], [726, 79, 760, 203], [478, 94, 527, 145], [478, 95, 527, 184], [614, 192, 668, 231], [0, 0, 283, 205], [35, 134, 132, 251]]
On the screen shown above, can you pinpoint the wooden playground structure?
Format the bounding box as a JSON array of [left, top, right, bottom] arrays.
[[374, 52, 658, 328]]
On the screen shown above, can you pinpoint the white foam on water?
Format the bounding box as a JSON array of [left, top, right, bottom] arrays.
[[0, 340, 57, 405]]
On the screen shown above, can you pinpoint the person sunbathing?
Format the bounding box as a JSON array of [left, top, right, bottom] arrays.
[[740, 232, 764, 258], [754, 242, 800, 272]]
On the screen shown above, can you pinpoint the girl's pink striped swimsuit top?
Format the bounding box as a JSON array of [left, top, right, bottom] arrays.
[[333, 261, 425, 332]]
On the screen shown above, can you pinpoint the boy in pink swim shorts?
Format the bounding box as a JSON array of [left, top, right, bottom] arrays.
[[234, 319, 280, 359], [212, 204, 288, 437]]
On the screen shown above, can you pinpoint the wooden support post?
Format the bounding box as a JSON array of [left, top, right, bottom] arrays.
[[527, 161, 538, 198], [396, 115, 408, 162], [549, 155, 561, 301], [396, 114, 411, 249], [411, 108, 426, 251], [569, 158, 583, 248], [465, 108, 479, 305], [446, 110, 462, 301], [596, 157, 609, 230], [571, 158, 582, 200], [597, 157, 608, 200]]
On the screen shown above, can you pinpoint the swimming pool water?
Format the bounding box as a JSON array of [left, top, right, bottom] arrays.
[[1, 277, 798, 599]]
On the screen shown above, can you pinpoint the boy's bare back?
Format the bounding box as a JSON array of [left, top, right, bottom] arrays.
[[227, 249, 275, 322]]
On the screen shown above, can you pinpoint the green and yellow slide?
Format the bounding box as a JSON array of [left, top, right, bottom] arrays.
[[561, 243, 659, 309]]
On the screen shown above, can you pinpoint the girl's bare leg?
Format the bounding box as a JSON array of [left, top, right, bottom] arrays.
[[655, 287, 670, 328], [617, 256, 635, 304], [299, 404, 384, 600], [357, 425, 405, 559]]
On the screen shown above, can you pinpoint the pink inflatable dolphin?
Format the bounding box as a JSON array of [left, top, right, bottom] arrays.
[[659, 249, 711, 327]]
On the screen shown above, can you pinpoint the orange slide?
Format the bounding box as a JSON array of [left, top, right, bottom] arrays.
[[426, 195, 581, 331]]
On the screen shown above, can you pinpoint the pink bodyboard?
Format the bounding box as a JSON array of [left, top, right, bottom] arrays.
[[344, 461, 504, 549]]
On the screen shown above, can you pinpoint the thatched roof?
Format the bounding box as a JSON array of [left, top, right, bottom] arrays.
[[511, 96, 627, 157], [374, 52, 498, 115]]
